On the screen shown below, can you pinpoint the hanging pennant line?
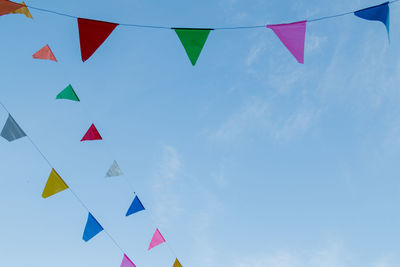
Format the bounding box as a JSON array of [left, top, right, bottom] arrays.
[[24, 0, 400, 30], [0, 101, 134, 265]]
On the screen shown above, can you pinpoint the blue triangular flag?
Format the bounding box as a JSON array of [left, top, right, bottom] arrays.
[[126, 196, 145, 216], [1, 114, 26, 142], [354, 2, 390, 39], [83, 213, 103, 242]]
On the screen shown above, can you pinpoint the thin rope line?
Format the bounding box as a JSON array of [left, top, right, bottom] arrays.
[[24, 0, 397, 31], [0, 100, 131, 261]]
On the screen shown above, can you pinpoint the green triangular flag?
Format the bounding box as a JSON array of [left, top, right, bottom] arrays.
[[56, 84, 80, 102], [174, 28, 212, 66]]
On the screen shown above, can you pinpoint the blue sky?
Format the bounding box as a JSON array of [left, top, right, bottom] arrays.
[[1, 0, 400, 266]]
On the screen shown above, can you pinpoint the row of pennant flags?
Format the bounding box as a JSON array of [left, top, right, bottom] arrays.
[[1, 94, 181, 265], [0, 0, 395, 65]]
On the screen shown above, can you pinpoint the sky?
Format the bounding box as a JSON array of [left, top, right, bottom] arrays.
[[1, 0, 400, 266]]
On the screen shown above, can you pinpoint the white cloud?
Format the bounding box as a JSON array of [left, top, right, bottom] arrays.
[[152, 145, 182, 225]]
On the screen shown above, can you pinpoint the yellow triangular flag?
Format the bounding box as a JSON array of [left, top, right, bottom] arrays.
[[42, 168, 68, 198], [10, 2, 32, 19], [173, 259, 182, 267]]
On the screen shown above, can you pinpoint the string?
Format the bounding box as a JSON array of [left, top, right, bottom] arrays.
[[0, 101, 133, 263], [72, 93, 182, 262], [25, 0, 400, 30]]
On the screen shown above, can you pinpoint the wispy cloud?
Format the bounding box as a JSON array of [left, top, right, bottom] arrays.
[[152, 145, 182, 225]]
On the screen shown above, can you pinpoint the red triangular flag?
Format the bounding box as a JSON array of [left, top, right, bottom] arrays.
[[0, 0, 23, 16], [81, 124, 102, 141], [77, 18, 118, 62], [32, 44, 57, 62]]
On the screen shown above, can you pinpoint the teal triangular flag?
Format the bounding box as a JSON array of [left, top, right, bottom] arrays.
[[56, 84, 80, 102], [174, 28, 212, 66], [83, 213, 103, 242], [1, 114, 26, 142], [126, 196, 145, 216]]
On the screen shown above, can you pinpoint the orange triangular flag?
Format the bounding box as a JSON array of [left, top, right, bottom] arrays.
[[10, 1, 32, 18], [33, 44, 57, 62], [0, 0, 23, 16]]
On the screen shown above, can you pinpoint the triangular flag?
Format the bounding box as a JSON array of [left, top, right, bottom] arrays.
[[126, 196, 145, 216], [0, 0, 23, 16], [32, 44, 57, 62], [148, 228, 166, 250], [10, 1, 32, 18], [267, 21, 307, 64], [173, 258, 182, 267], [83, 213, 104, 242], [81, 124, 102, 141], [120, 254, 136, 267], [355, 2, 390, 38], [105, 160, 123, 177], [1, 114, 26, 142], [42, 169, 69, 198], [174, 28, 212, 66], [56, 84, 80, 102], [77, 18, 118, 62]]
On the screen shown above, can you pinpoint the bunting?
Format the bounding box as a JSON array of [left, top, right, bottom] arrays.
[[0, 0, 22, 16], [126, 196, 145, 216], [148, 228, 166, 250], [173, 258, 182, 267], [267, 21, 307, 64], [77, 18, 118, 62], [10, 1, 32, 18], [42, 169, 69, 198], [174, 28, 212, 66], [81, 124, 102, 141], [105, 160, 123, 177], [120, 254, 136, 267], [83, 213, 104, 242], [354, 2, 390, 38], [32, 44, 57, 62], [56, 84, 80, 102], [1, 114, 26, 142]]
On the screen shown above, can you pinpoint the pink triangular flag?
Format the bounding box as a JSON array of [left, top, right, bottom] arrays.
[[148, 228, 165, 250], [120, 254, 136, 267], [267, 21, 307, 64], [81, 123, 102, 141], [32, 44, 57, 62]]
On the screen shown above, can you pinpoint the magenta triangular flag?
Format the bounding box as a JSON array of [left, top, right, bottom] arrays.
[[148, 228, 165, 250], [120, 254, 136, 267], [81, 123, 102, 141], [267, 21, 307, 64]]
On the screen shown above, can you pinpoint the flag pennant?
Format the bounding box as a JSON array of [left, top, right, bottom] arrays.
[[105, 160, 123, 177], [148, 228, 166, 250], [267, 21, 307, 64], [354, 2, 390, 38], [173, 258, 182, 267], [32, 44, 57, 62], [10, 1, 32, 18], [1, 114, 26, 142], [126, 195, 145, 216], [83, 213, 104, 242], [56, 84, 80, 102], [120, 254, 136, 267], [81, 124, 102, 141], [173, 28, 212, 66], [77, 18, 118, 62], [0, 0, 23, 16], [42, 169, 69, 198]]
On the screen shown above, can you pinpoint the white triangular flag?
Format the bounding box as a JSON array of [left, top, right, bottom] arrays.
[[105, 160, 123, 177]]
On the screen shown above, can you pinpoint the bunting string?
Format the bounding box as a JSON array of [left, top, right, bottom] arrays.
[[0, 101, 135, 265], [23, 0, 400, 29], [63, 87, 182, 263]]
